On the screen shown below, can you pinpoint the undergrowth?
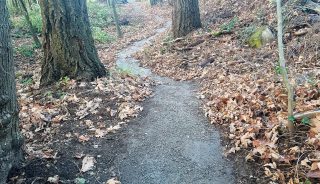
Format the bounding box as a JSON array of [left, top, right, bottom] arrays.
[[8, 0, 117, 44]]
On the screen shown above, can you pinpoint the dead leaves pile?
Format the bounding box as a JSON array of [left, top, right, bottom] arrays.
[[136, 0, 320, 182], [17, 71, 153, 161]]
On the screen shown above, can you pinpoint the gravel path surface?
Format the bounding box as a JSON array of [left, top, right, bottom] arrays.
[[115, 78, 235, 184], [115, 8, 235, 184]]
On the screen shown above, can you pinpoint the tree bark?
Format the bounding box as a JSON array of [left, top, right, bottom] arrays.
[[172, 0, 202, 38], [0, 0, 23, 182], [39, 0, 107, 86], [112, 0, 123, 38], [276, 0, 295, 133], [150, 0, 163, 6]]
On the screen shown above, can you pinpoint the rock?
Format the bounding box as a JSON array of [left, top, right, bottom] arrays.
[[261, 27, 275, 43], [248, 27, 275, 48], [309, 14, 320, 25], [119, 18, 129, 26], [47, 175, 59, 183]]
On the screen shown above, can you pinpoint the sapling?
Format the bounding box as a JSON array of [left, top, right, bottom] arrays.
[[276, 0, 295, 132], [277, 0, 320, 132]]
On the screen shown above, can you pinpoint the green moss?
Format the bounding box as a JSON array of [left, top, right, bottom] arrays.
[[248, 27, 265, 48]]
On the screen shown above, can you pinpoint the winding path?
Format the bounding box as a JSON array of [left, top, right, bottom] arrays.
[[114, 10, 234, 184]]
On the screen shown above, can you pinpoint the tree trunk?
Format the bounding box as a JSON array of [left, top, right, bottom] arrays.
[[112, 0, 123, 38], [172, 0, 201, 38], [18, 0, 41, 47], [39, 0, 107, 86], [150, 0, 163, 6], [0, 0, 23, 182]]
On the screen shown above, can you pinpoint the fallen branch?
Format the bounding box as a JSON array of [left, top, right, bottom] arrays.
[[187, 39, 205, 48], [162, 37, 184, 45], [212, 30, 234, 37], [174, 47, 193, 51], [294, 109, 320, 119]]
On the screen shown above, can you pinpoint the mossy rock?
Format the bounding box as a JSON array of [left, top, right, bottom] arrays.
[[248, 27, 274, 48]]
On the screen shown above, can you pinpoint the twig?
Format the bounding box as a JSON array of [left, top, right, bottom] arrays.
[[174, 46, 193, 51], [162, 37, 184, 45], [295, 151, 310, 180]]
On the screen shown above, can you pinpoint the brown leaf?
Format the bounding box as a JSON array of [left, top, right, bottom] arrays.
[[311, 162, 319, 171], [79, 135, 90, 142], [307, 169, 320, 178]]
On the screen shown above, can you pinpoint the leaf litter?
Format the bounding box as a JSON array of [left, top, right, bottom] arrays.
[[8, 1, 170, 183]]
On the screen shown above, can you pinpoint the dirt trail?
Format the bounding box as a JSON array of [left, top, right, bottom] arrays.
[[113, 4, 235, 184]]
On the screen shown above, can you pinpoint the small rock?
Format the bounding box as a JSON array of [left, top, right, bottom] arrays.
[[119, 18, 129, 26], [106, 178, 121, 184], [248, 27, 275, 48], [47, 175, 59, 183], [261, 27, 275, 43]]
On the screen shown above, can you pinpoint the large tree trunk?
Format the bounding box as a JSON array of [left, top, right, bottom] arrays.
[[39, 0, 107, 86], [0, 0, 23, 182], [172, 0, 201, 38]]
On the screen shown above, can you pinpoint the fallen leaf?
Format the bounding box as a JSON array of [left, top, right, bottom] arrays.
[[47, 175, 59, 183], [81, 156, 96, 172], [79, 135, 90, 142], [311, 162, 319, 171], [106, 178, 121, 184]]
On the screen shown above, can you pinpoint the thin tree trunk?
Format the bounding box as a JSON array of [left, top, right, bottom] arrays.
[[18, 0, 41, 47], [112, 0, 123, 38], [0, 0, 23, 182], [172, 0, 201, 38], [27, 0, 33, 10], [39, 0, 107, 86], [107, 0, 112, 6], [276, 0, 295, 133]]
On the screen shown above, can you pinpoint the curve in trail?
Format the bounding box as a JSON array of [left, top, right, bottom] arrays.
[[115, 21, 234, 184]]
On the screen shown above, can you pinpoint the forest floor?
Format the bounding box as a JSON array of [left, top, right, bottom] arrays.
[[8, 2, 174, 184], [7, 0, 320, 184], [135, 0, 320, 183]]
